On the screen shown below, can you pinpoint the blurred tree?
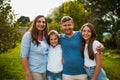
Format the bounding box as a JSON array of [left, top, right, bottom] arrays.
[[0, 0, 21, 53], [77, 0, 120, 49], [47, 0, 91, 33], [17, 16, 30, 27]]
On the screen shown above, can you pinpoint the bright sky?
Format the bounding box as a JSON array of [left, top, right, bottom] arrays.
[[11, 0, 68, 21]]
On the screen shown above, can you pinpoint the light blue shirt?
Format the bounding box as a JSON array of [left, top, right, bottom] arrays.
[[20, 32, 49, 73]]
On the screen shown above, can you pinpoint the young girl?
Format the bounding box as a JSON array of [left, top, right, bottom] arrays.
[[80, 23, 108, 80], [47, 30, 63, 80]]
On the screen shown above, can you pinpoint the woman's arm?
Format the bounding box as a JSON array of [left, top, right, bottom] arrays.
[[91, 53, 102, 80], [21, 58, 33, 80]]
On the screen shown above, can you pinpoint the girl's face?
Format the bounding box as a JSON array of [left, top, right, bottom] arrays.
[[49, 34, 59, 48], [81, 26, 92, 43], [36, 17, 46, 31]]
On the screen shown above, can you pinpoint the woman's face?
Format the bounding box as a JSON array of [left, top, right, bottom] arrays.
[[36, 17, 46, 31], [81, 26, 92, 43]]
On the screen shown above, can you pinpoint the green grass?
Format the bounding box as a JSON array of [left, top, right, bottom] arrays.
[[0, 44, 25, 80], [102, 56, 120, 80], [102, 49, 120, 80], [0, 45, 120, 80]]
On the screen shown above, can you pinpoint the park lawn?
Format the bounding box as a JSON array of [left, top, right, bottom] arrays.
[[102, 54, 120, 80], [0, 44, 25, 80], [0, 44, 120, 80]]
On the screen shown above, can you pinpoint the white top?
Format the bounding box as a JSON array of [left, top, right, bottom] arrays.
[[47, 44, 63, 73], [84, 40, 101, 67]]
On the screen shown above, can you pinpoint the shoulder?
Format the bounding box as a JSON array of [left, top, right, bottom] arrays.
[[59, 33, 65, 38], [57, 44, 62, 48], [74, 31, 81, 36], [23, 32, 31, 37], [22, 32, 31, 41], [75, 31, 81, 34], [73, 31, 81, 38], [93, 40, 101, 45], [93, 40, 102, 49]]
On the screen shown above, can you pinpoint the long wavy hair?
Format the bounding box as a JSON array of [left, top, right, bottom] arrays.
[[80, 23, 96, 60], [29, 15, 48, 46]]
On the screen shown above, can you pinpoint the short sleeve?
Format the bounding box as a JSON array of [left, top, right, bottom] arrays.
[[20, 32, 31, 58], [93, 40, 102, 54]]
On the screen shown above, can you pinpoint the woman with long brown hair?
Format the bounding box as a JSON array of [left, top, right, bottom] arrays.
[[20, 15, 49, 80], [80, 23, 108, 80]]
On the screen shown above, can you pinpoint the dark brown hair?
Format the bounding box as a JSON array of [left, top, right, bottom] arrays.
[[29, 15, 48, 46], [80, 23, 96, 60], [60, 16, 73, 24], [48, 30, 59, 45]]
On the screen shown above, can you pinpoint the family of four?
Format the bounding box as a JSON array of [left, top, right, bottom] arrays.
[[20, 15, 108, 80]]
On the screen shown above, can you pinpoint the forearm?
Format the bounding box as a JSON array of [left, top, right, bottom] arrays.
[[92, 53, 102, 80], [21, 58, 32, 78], [92, 64, 102, 80]]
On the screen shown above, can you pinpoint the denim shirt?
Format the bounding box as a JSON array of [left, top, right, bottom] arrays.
[[20, 32, 49, 73]]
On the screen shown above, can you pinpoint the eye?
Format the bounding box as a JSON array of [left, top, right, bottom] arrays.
[[37, 20, 45, 23], [87, 30, 91, 33], [42, 21, 45, 24], [82, 29, 86, 32], [37, 20, 41, 23]]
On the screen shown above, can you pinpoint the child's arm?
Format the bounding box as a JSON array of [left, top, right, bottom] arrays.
[[92, 53, 102, 80], [62, 57, 64, 64]]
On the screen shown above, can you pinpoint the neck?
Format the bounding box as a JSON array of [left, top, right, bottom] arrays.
[[66, 31, 75, 38], [38, 32, 43, 41], [85, 39, 89, 44]]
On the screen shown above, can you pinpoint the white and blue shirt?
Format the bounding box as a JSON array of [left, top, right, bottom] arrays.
[[20, 32, 49, 73]]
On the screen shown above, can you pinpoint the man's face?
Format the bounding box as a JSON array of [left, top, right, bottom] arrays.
[[61, 20, 74, 36]]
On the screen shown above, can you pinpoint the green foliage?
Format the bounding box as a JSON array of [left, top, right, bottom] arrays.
[[47, 0, 91, 32], [62, 1, 91, 30], [0, 0, 21, 53], [48, 22, 62, 33], [17, 16, 30, 27], [102, 26, 120, 49], [0, 44, 25, 80], [116, 32, 120, 49], [78, 0, 120, 49]]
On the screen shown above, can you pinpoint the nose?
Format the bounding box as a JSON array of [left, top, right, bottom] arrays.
[[40, 22, 44, 25], [85, 31, 87, 34], [66, 25, 70, 29]]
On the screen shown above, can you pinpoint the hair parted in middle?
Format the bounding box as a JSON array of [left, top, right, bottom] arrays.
[[29, 15, 48, 46], [80, 22, 97, 60], [48, 30, 60, 45]]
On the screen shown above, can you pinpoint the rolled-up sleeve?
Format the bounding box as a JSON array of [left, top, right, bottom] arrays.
[[93, 40, 101, 54], [20, 32, 31, 58]]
